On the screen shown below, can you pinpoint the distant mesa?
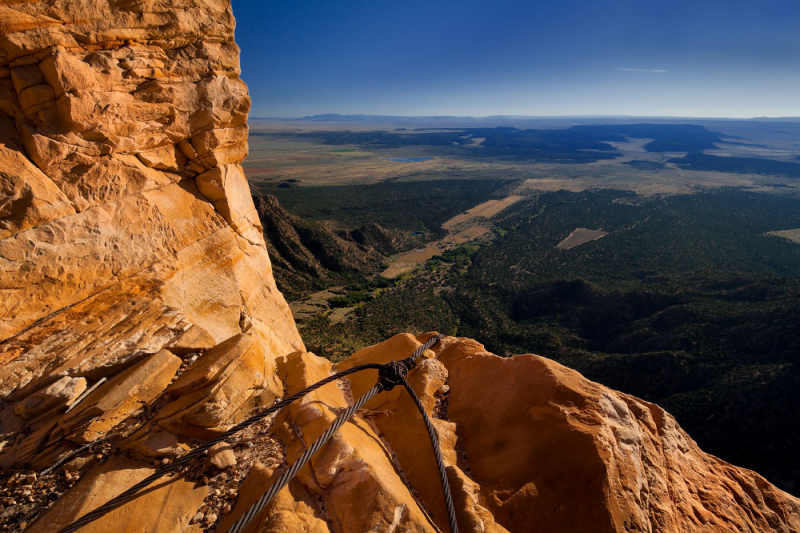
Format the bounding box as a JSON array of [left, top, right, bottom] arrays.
[[384, 157, 433, 162], [295, 123, 731, 164], [295, 113, 461, 121], [669, 152, 800, 178]]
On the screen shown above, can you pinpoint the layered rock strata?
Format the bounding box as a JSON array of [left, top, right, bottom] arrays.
[[0, 1, 799, 533]]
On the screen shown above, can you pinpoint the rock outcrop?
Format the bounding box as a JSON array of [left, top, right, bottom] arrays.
[[1, 1, 799, 532], [0, 0, 301, 523], [255, 194, 406, 301]]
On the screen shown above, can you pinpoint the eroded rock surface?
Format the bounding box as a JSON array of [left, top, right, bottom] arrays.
[[0, 0, 301, 526], [1, 1, 799, 533]]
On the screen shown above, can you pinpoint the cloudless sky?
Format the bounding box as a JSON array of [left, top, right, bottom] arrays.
[[232, 0, 800, 118]]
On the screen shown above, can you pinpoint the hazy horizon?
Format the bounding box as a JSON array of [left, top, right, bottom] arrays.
[[251, 113, 800, 121], [234, 0, 800, 119]]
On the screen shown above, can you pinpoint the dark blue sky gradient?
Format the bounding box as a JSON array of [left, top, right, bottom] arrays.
[[232, 0, 800, 118]]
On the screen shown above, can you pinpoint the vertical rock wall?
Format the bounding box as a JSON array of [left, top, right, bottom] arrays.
[[0, 0, 303, 480], [0, 0, 302, 395]]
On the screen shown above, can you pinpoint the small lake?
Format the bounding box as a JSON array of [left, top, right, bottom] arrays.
[[384, 157, 433, 162]]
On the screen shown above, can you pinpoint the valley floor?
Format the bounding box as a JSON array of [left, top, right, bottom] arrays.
[[248, 122, 800, 496]]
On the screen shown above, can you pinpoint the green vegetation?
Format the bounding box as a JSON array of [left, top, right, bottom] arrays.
[[328, 291, 372, 307], [669, 152, 800, 178], [294, 188, 800, 493], [256, 123, 729, 163], [256, 179, 508, 235], [423, 246, 477, 272], [251, 120, 800, 495], [431, 245, 477, 263], [624, 160, 666, 171]]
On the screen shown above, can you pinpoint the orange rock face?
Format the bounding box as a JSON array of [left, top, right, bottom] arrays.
[[434, 337, 800, 533], [0, 0, 302, 469], [1, 1, 799, 533], [0, 0, 302, 348]]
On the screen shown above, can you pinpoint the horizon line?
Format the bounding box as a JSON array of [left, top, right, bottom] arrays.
[[250, 113, 800, 121]]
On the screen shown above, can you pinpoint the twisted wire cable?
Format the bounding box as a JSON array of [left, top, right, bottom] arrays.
[[227, 383, 383, 533], [409, 334, 442, 365], [400, 376, 459, 533], [228, 333, 452, 533], [56, 362, 382, 533], [56, 333, 447, 533], [41, 436, 109, 476]]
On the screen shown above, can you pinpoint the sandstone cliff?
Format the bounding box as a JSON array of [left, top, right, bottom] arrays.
[[0, 1, 799, 532]]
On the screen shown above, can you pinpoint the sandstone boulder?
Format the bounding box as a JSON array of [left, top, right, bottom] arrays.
[[209, 442, 237, 470], [25, 457, 208, 533], [156, 331, 283, 439], [13, 376, 86, 419], [434, 336, 800, 533], [59, 349, 181, 443]]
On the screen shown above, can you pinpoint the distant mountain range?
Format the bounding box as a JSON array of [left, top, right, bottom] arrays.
[[251, 113, 800, 123]]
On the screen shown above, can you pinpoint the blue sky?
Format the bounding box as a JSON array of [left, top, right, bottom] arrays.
[[232, 0, 800, 118]]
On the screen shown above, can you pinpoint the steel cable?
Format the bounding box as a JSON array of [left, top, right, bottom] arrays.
[[55, 333, 449, 533], [228, 334, 457, 533], [400, 377, 459, 533], [227, 384, 383, 533], [55, 362, 382, 533]]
